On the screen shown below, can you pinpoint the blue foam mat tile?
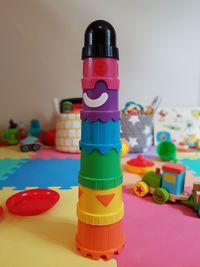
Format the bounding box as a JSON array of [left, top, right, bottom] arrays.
[[179, 158, 200, 177], [0, 158, 28, 181], [0, 158, 80, 190]]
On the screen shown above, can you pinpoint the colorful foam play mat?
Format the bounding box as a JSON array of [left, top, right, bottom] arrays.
[[0, 146, 200, 267]]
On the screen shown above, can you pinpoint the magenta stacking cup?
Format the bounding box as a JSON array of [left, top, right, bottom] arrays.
[[81, 56, 120, 122]]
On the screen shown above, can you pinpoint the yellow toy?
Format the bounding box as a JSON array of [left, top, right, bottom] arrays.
[[126, 155, 154, 175], [185, 134, 197, 148], [196, 139, 200, 149], [121, 138, 130, 157], [133, 181, 149, 197]]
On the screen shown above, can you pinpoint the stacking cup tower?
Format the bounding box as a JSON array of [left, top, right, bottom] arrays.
[[76, 20, 124, 260]]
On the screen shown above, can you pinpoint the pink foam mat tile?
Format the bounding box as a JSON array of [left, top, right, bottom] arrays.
[[115, 186, 200, 267], [32, 148, 80, 159]]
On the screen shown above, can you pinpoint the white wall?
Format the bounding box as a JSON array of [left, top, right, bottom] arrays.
[[0, 0, 200, 129]]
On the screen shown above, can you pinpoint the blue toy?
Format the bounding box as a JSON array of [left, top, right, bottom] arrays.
[[28, 119, 43, 137]]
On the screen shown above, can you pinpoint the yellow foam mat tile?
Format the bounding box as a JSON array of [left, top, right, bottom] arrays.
[[0, 186, 117, 267], [0, 146, 35, 159]]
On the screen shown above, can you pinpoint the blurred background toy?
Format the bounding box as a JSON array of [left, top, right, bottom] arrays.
[[0, 130, 9, 146], [126, 155, 154, 175], [60, 97, 82, 114], [121, 138, 130, 157], [156, 141, 177, 162], [39, 129, 56, 147], [9, 119, 18, 129], [144, 96, 161, 115], [28, 119, 43, 138], [156, 131, 171, 143], [185, 134, 197, 148], [182, 182, 200, 216], [122, 101, 144, 115], [6, 128, 18, 145], [18, 122, 28, 141], [55, 97, 82, 153], [154, 108, 200, 151], [7, 119, 18, 145], [19, 136, 42, 152], [0, 206, 4, 219]]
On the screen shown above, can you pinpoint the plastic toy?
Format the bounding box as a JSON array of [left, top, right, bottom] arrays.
[[185, 134, 197, 148], [144, 96, 161, 115], [19, 136, 42, 152], [60, 98, 82, 114], [0, 130, 9, 146], [156, 131, 171, 143], [126, 155, 154, 175], [182, 182, 200, 216], [133, 163, 200, 217], [157, 141, 177, 162], [196, 139, 200, 150], [0, 206, 3, 219], [6, 188, 60, 216], [54, 98, 81, 153], [175, 135, 200, 151], [9, 119, 18, 129], [7, 128, 18, 145], [18, 122, 28, 140], [76, 20, 124, 260], [28, 119, 43, 138], [0, 120, 28, 146], [176, 141, 192, 152], [121, 138, 130, 157], [133, 163, 189, 203], [39, 129, 56, 147], [122, 101, 144, 115]]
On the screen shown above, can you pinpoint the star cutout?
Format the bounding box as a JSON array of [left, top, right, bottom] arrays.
[[146, 135, 153, 146], [129, 137, 138, 147], [136, 186, 143, 194], [143, 125, 151, 135], [128, 116, 140, 124]]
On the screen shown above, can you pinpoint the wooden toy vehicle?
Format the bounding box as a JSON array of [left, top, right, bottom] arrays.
[[133, 162, 189, 203], [181, 183, 200, 217], [19, 136, 42, 152], [133, 162, 200, 216]]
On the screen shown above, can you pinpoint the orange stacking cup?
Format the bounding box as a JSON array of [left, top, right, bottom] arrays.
[[76, 219, 124, 260]]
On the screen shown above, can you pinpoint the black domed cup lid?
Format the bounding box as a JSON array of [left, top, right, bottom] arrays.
[[82, 20, 119, 60]]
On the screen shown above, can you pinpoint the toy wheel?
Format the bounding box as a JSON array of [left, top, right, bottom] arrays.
[[153, 188, 169, 204], [31, 144, 41, 152], [133, 181, 149, 197], [20, 145, 30, 152]]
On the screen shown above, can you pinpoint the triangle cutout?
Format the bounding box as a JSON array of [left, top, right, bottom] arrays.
[[96, 193, 115, 207]]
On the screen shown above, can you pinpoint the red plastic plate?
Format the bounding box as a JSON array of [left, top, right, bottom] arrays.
[[6, 189, 60, 216], [0, 206, 3, 218]]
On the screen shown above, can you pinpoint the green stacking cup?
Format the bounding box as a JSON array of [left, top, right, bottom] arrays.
[[78, 149, 123, 190]]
